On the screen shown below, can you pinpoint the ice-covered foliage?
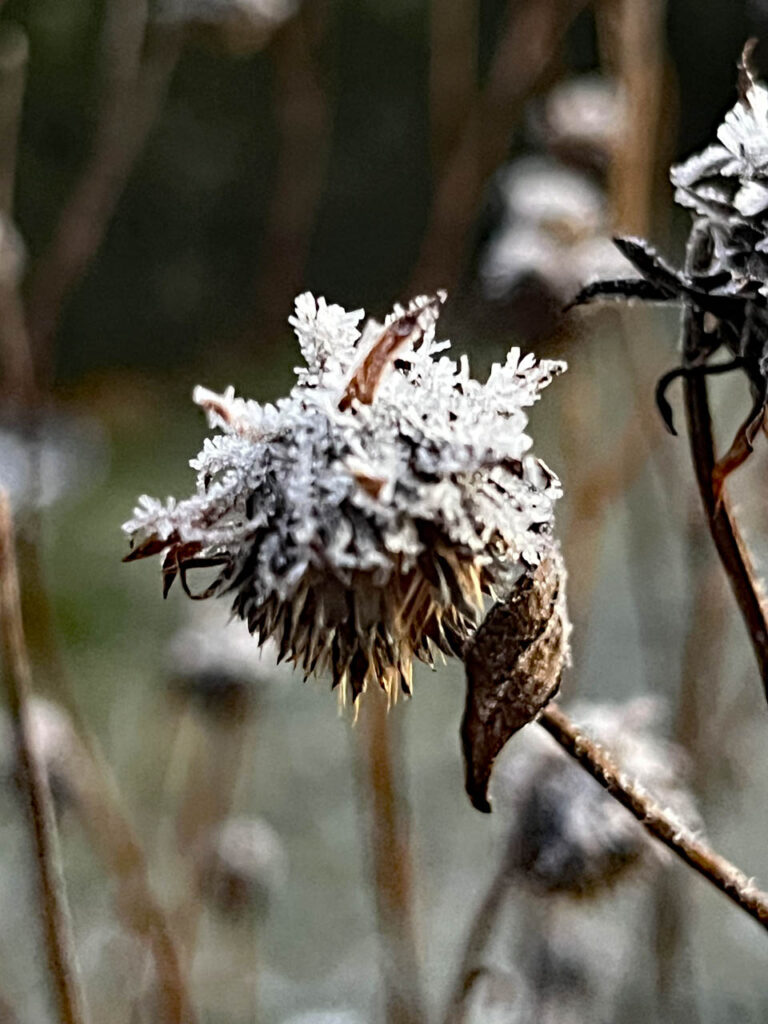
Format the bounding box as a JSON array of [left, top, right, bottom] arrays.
[[124, 292, 564, 702]]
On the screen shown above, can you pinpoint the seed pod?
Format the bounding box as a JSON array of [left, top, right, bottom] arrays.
[[461, 550, 570, 813]]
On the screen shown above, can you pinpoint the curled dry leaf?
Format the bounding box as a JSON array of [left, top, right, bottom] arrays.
[[461, 551, 570, 813]]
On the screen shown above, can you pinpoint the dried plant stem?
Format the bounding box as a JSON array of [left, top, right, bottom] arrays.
[[0, 492, 88, 1024], [538, 702, 768, 930], [410, 0, 588, 293], [682, 319, 768, 697], [600, 0, 667, 236], [428, 0, 477, 172], [9, 540, 197, 1024], [0, 22, 27, 215], [355, 697, 425, 1024], [676, 223, 768, 698], [442, 860, 509, 1024], [253, 10, 331, 338], [0, 23, 37, 406], [70, 750, 196, 1024], [25, 9, 182, 376], [170, 710, 251, 968]]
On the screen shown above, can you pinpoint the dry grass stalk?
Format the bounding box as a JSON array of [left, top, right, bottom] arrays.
[[0, 492, 87, 1024]]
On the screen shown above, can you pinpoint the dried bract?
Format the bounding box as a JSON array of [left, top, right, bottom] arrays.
[[124, 293, 564, 703], [462, 550, 570, 813], [569, 44, 768, 492]]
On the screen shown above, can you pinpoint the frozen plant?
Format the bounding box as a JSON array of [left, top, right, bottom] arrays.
[[124, 291, 564, 704], [571, 42, 768, 493]]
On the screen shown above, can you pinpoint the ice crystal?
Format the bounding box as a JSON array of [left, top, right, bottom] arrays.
[[124, 292, 564, 702]]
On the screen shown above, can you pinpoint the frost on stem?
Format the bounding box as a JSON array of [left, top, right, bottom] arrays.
[[569, 41, 768, 493], [124, 292, 564, 706]]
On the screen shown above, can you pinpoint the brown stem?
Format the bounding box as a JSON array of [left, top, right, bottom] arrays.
[[410, 0, 588, 294], [25, 9, 183, 379], [428, 0, 477, 173], [0, 492, 88, 1024], [252, 9, 332, 338], [442, 860, 509, 1024], [538, 702, 768, 930], [355, 696, 425, 1024], [170, 709, 250, 970], [680, 229, 768, 699], [12, 536, 196, 1024], [600, 0, 667, 236], [0, 22, 27, 216], [70, 746, 197, 1024], [0, 23, 37, 406]]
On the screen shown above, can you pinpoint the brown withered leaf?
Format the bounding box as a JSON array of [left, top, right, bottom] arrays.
[[461, 553, 570, 813]]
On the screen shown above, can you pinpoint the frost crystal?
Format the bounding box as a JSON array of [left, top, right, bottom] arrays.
[[124, 292, 564, 702]]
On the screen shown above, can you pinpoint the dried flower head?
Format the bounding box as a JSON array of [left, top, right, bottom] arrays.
[[198, 816, 287, 919], [124, 292, 564, 703], [493, 698, 699, 896], [480, 158, 633, 319], [153, 0, 298, 53], [570, 43, 768, 493], [166, 603, 290, 716], [535, 74, 624, 174]]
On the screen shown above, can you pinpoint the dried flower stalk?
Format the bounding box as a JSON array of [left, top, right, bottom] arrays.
[[0, 492, 88, 1024]]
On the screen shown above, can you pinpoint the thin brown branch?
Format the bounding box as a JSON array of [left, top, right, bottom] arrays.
[[252, 9, 332, 338], [0, 23, 37, 406], [0, 22, 27, 216], [25, 8, 183, 379], [599, 0, 667, 236], [679, 229, 768, 699], [68, 741, 197, 1024], [428, 0, 477, 172], [410, 0, 588, 294], [355, 696, 425, 1024], [442, 859, 509, 1024], [0, 492, 88, 1024], [11, 535, 196, 1024], [170, 708, 250, 970], [538, 702, 768, 930]]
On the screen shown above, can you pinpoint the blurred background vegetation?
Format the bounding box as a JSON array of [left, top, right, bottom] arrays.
[[2, 0, 768, 1022]]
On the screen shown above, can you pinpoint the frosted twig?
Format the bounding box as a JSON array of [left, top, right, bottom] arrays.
[[538, 702, 768, 930]]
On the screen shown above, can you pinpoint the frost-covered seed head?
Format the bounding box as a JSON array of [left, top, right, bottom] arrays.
[[670, 41, 768, 297], [124, 292, 564, 703]]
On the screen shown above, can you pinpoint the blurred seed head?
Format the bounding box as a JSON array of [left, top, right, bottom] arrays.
[[0, 412, 108, 512], [492, 698, 699, 896], [479, 158, 634, 321], [125, 292, 564, 704], [153, 0, 299, 54], [531, 75, 624, 175], [0, 698, 83, 812], [198, 816, 287, 919], [166, 603, 291, 717]]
